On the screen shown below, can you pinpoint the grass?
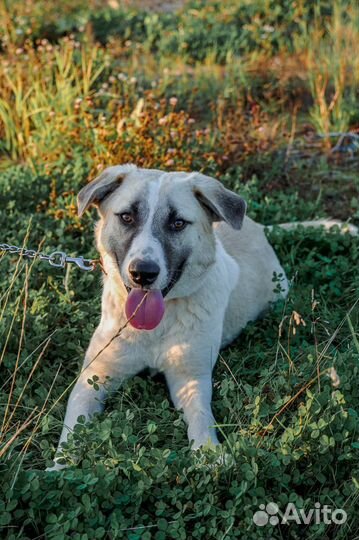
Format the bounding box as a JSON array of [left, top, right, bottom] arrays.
[[305, 2, 359, 138], [0, 1, 359, 538]]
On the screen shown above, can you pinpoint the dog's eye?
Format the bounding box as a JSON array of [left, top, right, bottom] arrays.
[[170, 219, 186, 231], [119, 212, 134, 225]]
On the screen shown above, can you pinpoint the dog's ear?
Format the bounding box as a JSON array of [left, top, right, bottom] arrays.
[[192, 173, 247, 230], [77, 165, 131, 217]]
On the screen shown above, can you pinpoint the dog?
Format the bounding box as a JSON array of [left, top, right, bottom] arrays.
[[48, 163, 304, 470]]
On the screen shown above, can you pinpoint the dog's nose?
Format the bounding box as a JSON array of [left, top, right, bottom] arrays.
[[128, 259, 160, 287]]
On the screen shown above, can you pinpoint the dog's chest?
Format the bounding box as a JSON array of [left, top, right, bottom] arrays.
[[114, 295, 215, 371]]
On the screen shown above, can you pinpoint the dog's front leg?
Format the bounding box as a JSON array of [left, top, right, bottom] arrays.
[[165, 368, 219, 449], [48, 371, 107, 470], [48, 372, 127, 471], [47, 331, 144, 471]]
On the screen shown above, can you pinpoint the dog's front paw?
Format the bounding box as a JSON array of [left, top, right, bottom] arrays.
[[45, 458, 68, 472], [189, 429, 219, 451], [191, 441, 235, 469]]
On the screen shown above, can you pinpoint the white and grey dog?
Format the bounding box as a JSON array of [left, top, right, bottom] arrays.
[[49, 163, 291, 469]]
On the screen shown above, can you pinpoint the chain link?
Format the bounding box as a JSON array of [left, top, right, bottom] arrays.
[[0, 243, 97, 271]]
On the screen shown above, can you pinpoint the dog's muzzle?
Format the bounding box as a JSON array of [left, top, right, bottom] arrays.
[[125, 257, 187, 298]]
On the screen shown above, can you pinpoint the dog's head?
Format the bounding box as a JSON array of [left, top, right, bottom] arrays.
[[78, 164, 246, 300]]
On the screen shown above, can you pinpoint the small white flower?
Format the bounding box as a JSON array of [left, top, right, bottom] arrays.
[[263, 24, 275, 33]]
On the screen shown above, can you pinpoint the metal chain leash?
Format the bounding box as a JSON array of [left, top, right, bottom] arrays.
[[0, 243, 97, 271]]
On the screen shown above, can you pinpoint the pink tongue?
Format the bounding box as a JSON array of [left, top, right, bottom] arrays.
[[125, 289, 165, 330]]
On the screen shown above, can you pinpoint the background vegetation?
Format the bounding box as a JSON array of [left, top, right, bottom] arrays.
[[0, 0, 358, 538]]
